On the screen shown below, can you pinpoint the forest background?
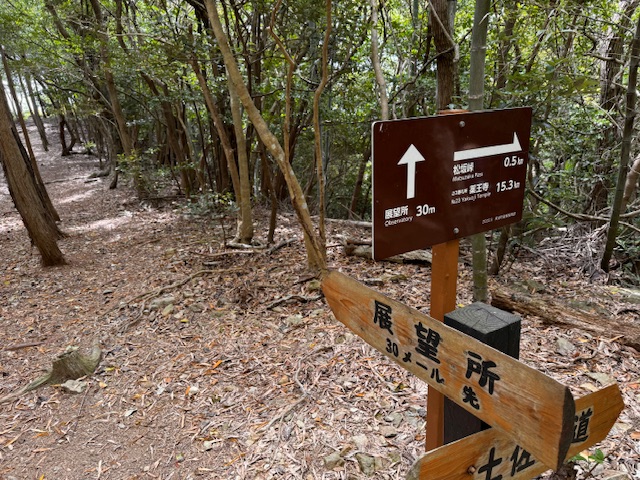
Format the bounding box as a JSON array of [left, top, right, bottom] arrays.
[[0, 0, 639, 285]]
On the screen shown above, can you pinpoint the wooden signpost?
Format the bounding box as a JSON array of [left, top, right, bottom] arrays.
[[405, 384, 625, 480], [321, 271, 624, 476], [320, 107, 623, 479], [321, 270, 575, 470]]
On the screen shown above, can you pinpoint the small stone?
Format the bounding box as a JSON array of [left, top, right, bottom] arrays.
[[355, 453, 376, 475], [186, 385, 199, 397], [351, 434, 368, 450], [284, 315, 304, 326], [161, 304, 174, 316], [388, 451, 402, 464], [384, 412, 404, 427], [556, 337, 576, 356], [586, 372, 614, 385], [188, 303, 205, 313], [380, 425, 398, 438], [601, 470, 631, 480], [387, 274, 408, 283], [324, 451, 344, 469], [60, 379, 86, 394], [149, 295, 175, 310], [307, 279, 322, 292]]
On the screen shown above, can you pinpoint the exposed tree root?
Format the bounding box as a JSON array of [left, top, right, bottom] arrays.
[[0, 342, 102, 404]]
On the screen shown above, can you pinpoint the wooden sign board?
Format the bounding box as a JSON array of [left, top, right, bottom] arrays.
[[372, 108, 532, 259], [406, 384, 624, 480], [321, 270, 575, 470]]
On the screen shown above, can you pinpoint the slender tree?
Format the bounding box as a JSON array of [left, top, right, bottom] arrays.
[[468, 0, 491, 301], [601, 14, 640, 271], [205, 0, 326, 270]]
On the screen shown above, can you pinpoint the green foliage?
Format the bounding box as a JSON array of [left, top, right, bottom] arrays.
[[187, 192, 238, 218], [0, 0, 638, 281], [571, 448, 607, 479], [572, 448, 605, 464]]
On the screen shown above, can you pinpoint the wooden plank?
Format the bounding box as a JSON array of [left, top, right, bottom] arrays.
[[321, 270, 575, 470], [426, 239, 460, 451], [406, 384, 624, 480]]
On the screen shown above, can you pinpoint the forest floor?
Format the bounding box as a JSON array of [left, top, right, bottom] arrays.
[[1, 123, 639, 480]]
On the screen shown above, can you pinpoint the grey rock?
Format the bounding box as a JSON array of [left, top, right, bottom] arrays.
[[380, 425, 398, 438], [556, 337, 576, 356], [324, 451, 344, 469], [602, 470, 631, 480], [351, 434, 368, 450], [384, 412, 404, 427], [355, 453, 376, 475], [149, 295, 176, 310]]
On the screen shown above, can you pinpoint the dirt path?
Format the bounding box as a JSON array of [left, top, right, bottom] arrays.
[[1, 123, 639, 479]]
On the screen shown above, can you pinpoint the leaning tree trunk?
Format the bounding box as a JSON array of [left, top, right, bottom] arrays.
[[206, 0, 326, 271], [601, 13, 640, 271], [0, 84, 66, 266], [1, 47, 60, 222]]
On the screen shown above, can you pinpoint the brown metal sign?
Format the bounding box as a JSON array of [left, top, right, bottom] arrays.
[[372, 108, 532, 260]]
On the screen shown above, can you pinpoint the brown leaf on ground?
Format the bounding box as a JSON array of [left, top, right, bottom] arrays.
[[1, 123, 638, 479]]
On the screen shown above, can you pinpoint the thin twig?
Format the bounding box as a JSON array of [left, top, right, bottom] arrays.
[[266, 294, 322, 310], [3, 341, 44, 351]]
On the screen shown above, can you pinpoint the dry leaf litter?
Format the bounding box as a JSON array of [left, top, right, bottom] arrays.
[[0, 124, 639, 480]]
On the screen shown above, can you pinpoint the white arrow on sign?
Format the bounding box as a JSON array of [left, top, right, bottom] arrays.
[[397, 144, 425, 199], [454, 133, 522, 162]]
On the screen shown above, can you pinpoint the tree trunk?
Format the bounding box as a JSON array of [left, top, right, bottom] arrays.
[[228, 76, 254, 244], [489, 0, 517, 107], [430, 0, 457, 110], [370, 0, 389, 120], [468, 0, 491, 301], [0, 84, 66, 266], [205, 0, 325, 271], [1, 49, 60, 222], [601, 14, 640, 271], [622, 153, 640, 209], [22, 70, 49, 152], [1, 48, 36, 167], [88, 0, 132, 193], [588, 0, 640, 213], [349, 146, 371, 220], [312, 0, 331, 265], [190, 55, 240, 196]]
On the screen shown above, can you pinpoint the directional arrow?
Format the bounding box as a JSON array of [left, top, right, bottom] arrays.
[[397, 144, 425, 199], [406, 384, 624, 480], [454, 133, 522, 162], [321, 270, 575, 470]]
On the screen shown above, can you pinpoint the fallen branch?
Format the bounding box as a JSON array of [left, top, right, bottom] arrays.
[[266, 294, 323, 310], [266, 238, 297, 255], [528, 188, 640, 235], [491, 287, 640, 351], [343, 239, 432, 264], [2, 341, 44, 351]]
